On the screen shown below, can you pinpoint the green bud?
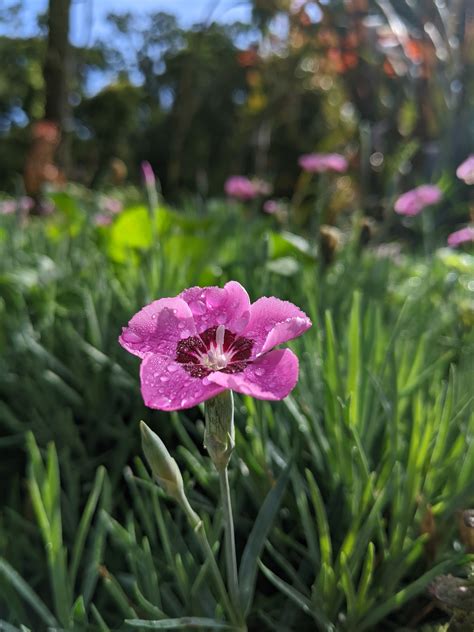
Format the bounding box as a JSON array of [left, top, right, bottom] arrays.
[[204, 391, 235, 471], [140, 421, 184, 500]]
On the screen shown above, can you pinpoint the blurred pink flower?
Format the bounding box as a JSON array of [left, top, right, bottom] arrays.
[[394, 185, 442, 216], [94, 213, 113, 227], [263, 199, 280, 214], [119, 281, 312, 411], [447, 226, 474, 247], [0, 200, 16, 215], [298, 153, 348, 173], [18, 197, 34, 213], [141, 161, 156, 187], [102, 197, 123, 215], [456, 155, 474, 185], [252, 178, 272, 196], [224, 176, 258, 200]]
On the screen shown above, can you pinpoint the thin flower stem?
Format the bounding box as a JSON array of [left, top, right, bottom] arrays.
[[218, 466, 241, 616], [180, 495, 241, 627]]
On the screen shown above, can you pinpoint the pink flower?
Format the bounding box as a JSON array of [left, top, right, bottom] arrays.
[[102, 197, 123, 214], [18, 197, 34, 213], [141, 161, 156, 187], [0, 200, 16, 215], [94, 213, 113, 226], [447, 226, 474, 247], [119, 281, 312, 411], [224, 176, 258, 200], [456, 155, 474, 185], [263, 200, 280, 214], [394, 184, 442, 216], [298, 153, 348, 173]]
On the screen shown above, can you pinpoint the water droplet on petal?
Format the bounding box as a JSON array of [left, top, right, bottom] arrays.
[[202, 377, 210, 386], [160, 375, 169, 382], [121, 330, 142, 343], [189, 299, 207, 315], [167, 363, 179, 373], [205, 288, 224, 309], [255, 368, 265, 376]]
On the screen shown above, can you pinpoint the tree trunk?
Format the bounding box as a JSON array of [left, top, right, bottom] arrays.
[[43, 0, 71, 167]]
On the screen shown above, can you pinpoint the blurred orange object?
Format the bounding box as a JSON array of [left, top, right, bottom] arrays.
[[23, 120, 65, 201]]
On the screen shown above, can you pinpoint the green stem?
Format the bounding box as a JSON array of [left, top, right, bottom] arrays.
[[219, 467, 240, 615], [181, 496, 240, 627]]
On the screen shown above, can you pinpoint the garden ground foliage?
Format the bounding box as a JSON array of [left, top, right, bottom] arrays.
[[0, 193, 473, 631]]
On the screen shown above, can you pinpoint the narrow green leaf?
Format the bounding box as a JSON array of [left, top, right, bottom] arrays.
[[358, 558, 464, 631], [239, 463, 291, 615], [125, 617, 238, 629], [69, 465, 106, 588], [259, 561, 334, 632], [0, 557, 58, 627], [90, 604, 111, 632], [305, 470, 332, 568]]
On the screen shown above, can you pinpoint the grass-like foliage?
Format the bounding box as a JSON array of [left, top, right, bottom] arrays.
[[0, 193, 473, 630]]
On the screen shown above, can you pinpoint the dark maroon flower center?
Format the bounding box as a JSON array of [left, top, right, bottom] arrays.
[[176, 325, 253, 378]]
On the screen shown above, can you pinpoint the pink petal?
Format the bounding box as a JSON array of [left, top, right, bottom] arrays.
[[179, 281, 251, 334], [324, 154, 349, 172], [456, 155, 474, 185], [208, 349, 299, 400], [394, 185, 442, 216], [243, 297, 312, 355], [447, 226, 474, 247], [224, 176, 257, 200], [140, 354, 225, 411], [119, 297, 196, 359]]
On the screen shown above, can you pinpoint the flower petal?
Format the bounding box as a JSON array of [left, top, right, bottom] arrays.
[[243, 297, 312, 355], [179, 281, 251, 334], [140, 354, 225, 411], [208, 349, 299, 400], [119, 297, 196, 359]]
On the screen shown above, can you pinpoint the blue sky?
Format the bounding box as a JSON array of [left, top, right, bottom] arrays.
[[3, 0, 252, 44]]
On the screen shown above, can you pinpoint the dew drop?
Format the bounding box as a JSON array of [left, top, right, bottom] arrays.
[[206, 288, 224, 308], [255, 368, 265, 376], [189, 299, 207, 315], [167, 363, 179, 373], [121, 330, 142, 343], [202, 377, 210, 386], [160, 375, 169, 382]]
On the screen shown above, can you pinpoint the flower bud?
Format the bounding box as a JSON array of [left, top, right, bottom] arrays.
[[140, 420, 184, 500], [141, 161, 156, 188], [204, 391, 235, 471]]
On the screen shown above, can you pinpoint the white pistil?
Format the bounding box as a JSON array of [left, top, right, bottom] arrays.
[[203, 325, 229, 370]]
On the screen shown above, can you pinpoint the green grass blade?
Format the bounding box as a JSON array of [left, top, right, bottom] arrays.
[[0, 558, 58, 627], [239, 463, 291, 615], [125, 617, 238, 629]]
